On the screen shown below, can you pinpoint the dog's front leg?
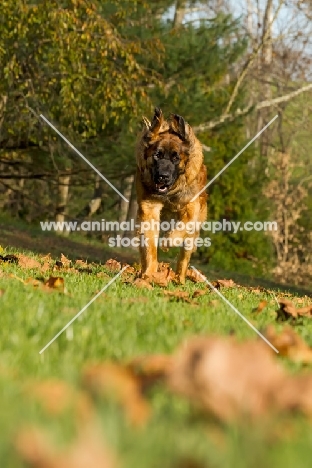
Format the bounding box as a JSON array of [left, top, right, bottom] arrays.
[[137, 201, 162, 277]]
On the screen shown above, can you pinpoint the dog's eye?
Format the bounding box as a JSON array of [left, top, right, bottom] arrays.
[[172, 152, 180, 163], [154, 150, 163, 160]]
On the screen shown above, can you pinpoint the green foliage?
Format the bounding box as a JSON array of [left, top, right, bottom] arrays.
[[0, 0, 272, 274]]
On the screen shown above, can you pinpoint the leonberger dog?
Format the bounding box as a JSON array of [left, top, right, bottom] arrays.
[[136, 108, 207, 284]]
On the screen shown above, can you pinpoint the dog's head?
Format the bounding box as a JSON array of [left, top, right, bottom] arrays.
[[139, 108, 197, 195]]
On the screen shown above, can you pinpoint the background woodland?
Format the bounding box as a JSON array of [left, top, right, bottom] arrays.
[[1, 0, 312, 286]]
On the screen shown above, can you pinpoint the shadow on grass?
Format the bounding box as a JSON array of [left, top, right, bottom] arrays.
[[1, 216, 311, 297], [0, 219, 138, 265], [197, 263, 312, 298]]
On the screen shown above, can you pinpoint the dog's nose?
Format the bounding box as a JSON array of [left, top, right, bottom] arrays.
[[158, 173, 170, 182]]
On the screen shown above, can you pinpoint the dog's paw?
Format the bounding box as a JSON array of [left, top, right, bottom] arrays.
[[174, 274, 186, 285]]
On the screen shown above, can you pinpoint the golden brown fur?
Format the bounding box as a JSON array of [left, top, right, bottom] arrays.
[[136, 108, 207, 284]]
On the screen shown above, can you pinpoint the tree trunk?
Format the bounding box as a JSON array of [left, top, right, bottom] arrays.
[[120, 174, 138, 242], [119, 175, 134, 228], [55, 173, 70, 236], [173, 0, 186, 28], [259, 0, 273, 158], [77, 173, 104, 218]]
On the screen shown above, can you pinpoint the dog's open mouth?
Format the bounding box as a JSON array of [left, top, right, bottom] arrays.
[[155, 183, 169, 194]]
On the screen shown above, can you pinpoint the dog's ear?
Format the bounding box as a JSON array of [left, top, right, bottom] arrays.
[[142, 108, 168, 146], [169, 113, 196, 147], [169, 114, 187, 141], [149, 107, 164, 134], [142, 116, 151, 130]]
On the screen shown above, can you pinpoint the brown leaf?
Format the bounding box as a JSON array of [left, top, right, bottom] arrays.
[[121, 263, 135, 275], [40, 254, 52, 263], [104, 259, 121, 272], [167, 335, 286, 422], [0, 289, 5, 297], [24, 278, 42, 288], [133, 278, 153, 290], [163, 290, 195, 304], [96, 272, 110, 279], [40, 254, 53, 273], [216, 279, 236, 288], [277, 299, 312, 321], [277, 299, 298, 320], [144, 271, 169, 287], [253, 300, 268, 314], [296, 306, 312, 316], [45, 277, 65, 292], [186, 268, 206, 283], [75, 259, 89, 269], [127, 354, 172, 389], [82, 363, 150, 427], [192, 289, 207, 298], [60, 253, 71, 268], [158, 262, 176, 281], [249, 287, 262, 294], [15, 424, 115, 468], [18, 254, 41, 270], [25, 379, 93, 421], [264, 325, 312, 364]]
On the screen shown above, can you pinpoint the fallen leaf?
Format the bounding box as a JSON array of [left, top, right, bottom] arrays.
[[24, 278, 42, 288], [143, 271, 169, 287], [45, 277, 65, 292], [15, 424, 115, 468], [75, 259, 89, 269], [216, 279, 236, 288], [163, 290, 195, 304], [104, 259, 121, 272], [39, 254, 53, 273], [277, 299, 312, 321], [0, 289, 5, 297], [25, 379, 93, 421], [17, 254, 41, 270], [60, 253, 71, 268], [127, 354, 172, 389], [264, 325, 312, 364], [121, 264, 135, 275], [253, 300, 268, 314], [186, 268, 206, 283], [167, 335, 286, 422], [96, 272, 110, 279], [82, 363, 150, 427], [192, 289, 207, 298], [133, 278, 153, 290], [156, 262, 176, 282]]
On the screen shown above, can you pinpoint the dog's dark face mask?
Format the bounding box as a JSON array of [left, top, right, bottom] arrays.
[[152, 147, 181, 194]]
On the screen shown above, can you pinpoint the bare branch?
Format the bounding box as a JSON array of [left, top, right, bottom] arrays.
[[194, 82, 312, 133], [222, 0, 283, 116]]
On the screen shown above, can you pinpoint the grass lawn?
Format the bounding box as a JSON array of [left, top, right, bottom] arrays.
[[1, 221, 312, 467]]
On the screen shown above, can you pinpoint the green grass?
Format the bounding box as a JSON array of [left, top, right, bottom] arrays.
[[1, 239, 312, 467]]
